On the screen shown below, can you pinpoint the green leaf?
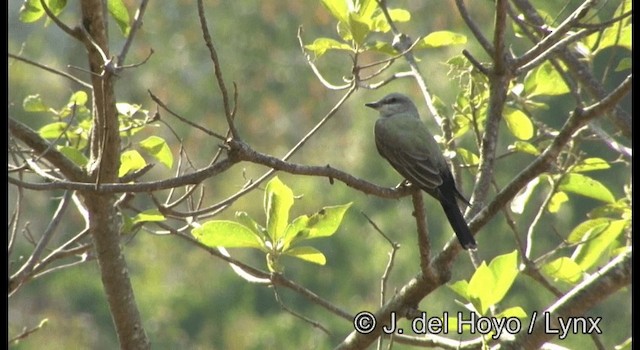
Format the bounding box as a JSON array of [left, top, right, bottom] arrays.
[[456, 148, 479, 167], [300, 203, 352, 239], [467, 262, 494, 315], [542, 257, 584, 284], [67, 90, 88, 106], [557, 173, 615, 203], [503, 107, 534, 140], [132, 209, 166, 224], [19, 0, 66, 23], [305, 37, 353, 56], [38, 122, 68, 139], [281, 202, 352, 249], [356, 0, 377, 18], [615, 57, 631, 72], [496, 306, 527, 319], [595, 22, 631, 53], [285, 246, 327, 265], [448, 280, 470, 300], [588, 199, 631, 220], [571, 158, 610, 173], [23, 94, 48, 112], [57, 146, 88, 167], [418, 31, 467, 48], [567, 218, 610, 244], [368, 41, 397, 55], [118, 150, 146, 177], [547, 191, 568, 213], [571, 219, 628, 271], [139, 136, 173, 169], [508, 141, 540, 156], [524, 61, 570, 97], [235, 211, 266, 238], [371, 8, 411, 33], [348, 12, 370, 45], [107, 0, 131, 36], [19, 0, 45, 23], [321, 0, 348, 23], [193, 221, 265, 249], [264, 176, 294, 243], [455, 251, 519, 316], [486, 250, 519, 307]]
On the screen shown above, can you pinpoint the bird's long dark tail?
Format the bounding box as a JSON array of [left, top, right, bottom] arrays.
[[439, 197, 476, 250]]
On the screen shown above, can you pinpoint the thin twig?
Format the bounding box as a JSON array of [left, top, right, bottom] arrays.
[[8, 53, 92, 88], [118, 0, 150, 65], [196, 0, 239, 139]]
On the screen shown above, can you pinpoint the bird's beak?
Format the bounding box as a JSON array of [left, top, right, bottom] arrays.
[[365, 101, 381, 110]]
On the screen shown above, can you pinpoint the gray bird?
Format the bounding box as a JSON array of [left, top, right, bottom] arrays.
[[365, 93, 477, 250]]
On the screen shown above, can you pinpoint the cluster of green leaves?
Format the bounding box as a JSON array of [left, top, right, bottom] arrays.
[[450, 0, 631, 168], [305, 0, 466, 57], [192, 177, 352, 273], [24, 92, 170, 234], [19, 0, 132, 36], [449, 251, 525, 334], [24, 92, 173, 178]]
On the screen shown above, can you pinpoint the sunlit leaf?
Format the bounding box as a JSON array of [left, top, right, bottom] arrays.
[[67, 91, 88, 106], [496, 306, 527, 319], [284, 203, 352, 243], [571, 219, 628, 271], [236, 211, 266, 238], [449, 280, 470, 300], [264, 176, 294, 243], [508, 141, 540, 156], [504, 107, 534, 140], [118, 150, 146, 177], [567, 218, 610, 244], [524, 61, 570, 97], [132, 209, 165, 224], [38, 122, 68, 139], [615, 57, 631, 72], [23, 94, 49, 112], [321, 0, 348, 23], [193, 221, 264, 249], [57, 146, 88, 167], [348, 12, 370, 45], [467, 262, 494, 315], [571, 158, 610, 173], [371, 8, 410, 33], [19, 0, 67, 23], [557, 173, 615, 203], [486, 250, 519, 307], [418, 31, 467, 48], [285, 246, 327, 265], [542, 257, 584, 284], [107, 0, 131, 36], [139, 136, 173, 169], [456, 148, 479, 167], [305, 37, 353, 57], [547, 191, 568, 213]]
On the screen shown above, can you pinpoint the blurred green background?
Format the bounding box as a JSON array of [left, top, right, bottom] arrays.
[[8, 1, 630, 349]]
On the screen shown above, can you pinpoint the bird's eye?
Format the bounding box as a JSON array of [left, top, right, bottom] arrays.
[[388, 97, 397, 103]]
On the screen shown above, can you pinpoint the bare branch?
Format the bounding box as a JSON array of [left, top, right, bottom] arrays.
[[196, 0, 239, 139], [8, 53, 92, 89], [117, 0, 150, 65]]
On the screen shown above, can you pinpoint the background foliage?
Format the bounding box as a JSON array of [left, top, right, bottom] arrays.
[[9, 0, 630, 349]]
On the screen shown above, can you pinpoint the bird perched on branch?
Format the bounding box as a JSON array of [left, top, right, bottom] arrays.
[[365, 93, 477, 250]]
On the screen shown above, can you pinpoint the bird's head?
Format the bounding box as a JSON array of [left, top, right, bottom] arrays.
[[365, 93, 419, 118]]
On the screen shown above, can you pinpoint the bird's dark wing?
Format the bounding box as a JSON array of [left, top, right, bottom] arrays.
[[374, 118, 444, 194]]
